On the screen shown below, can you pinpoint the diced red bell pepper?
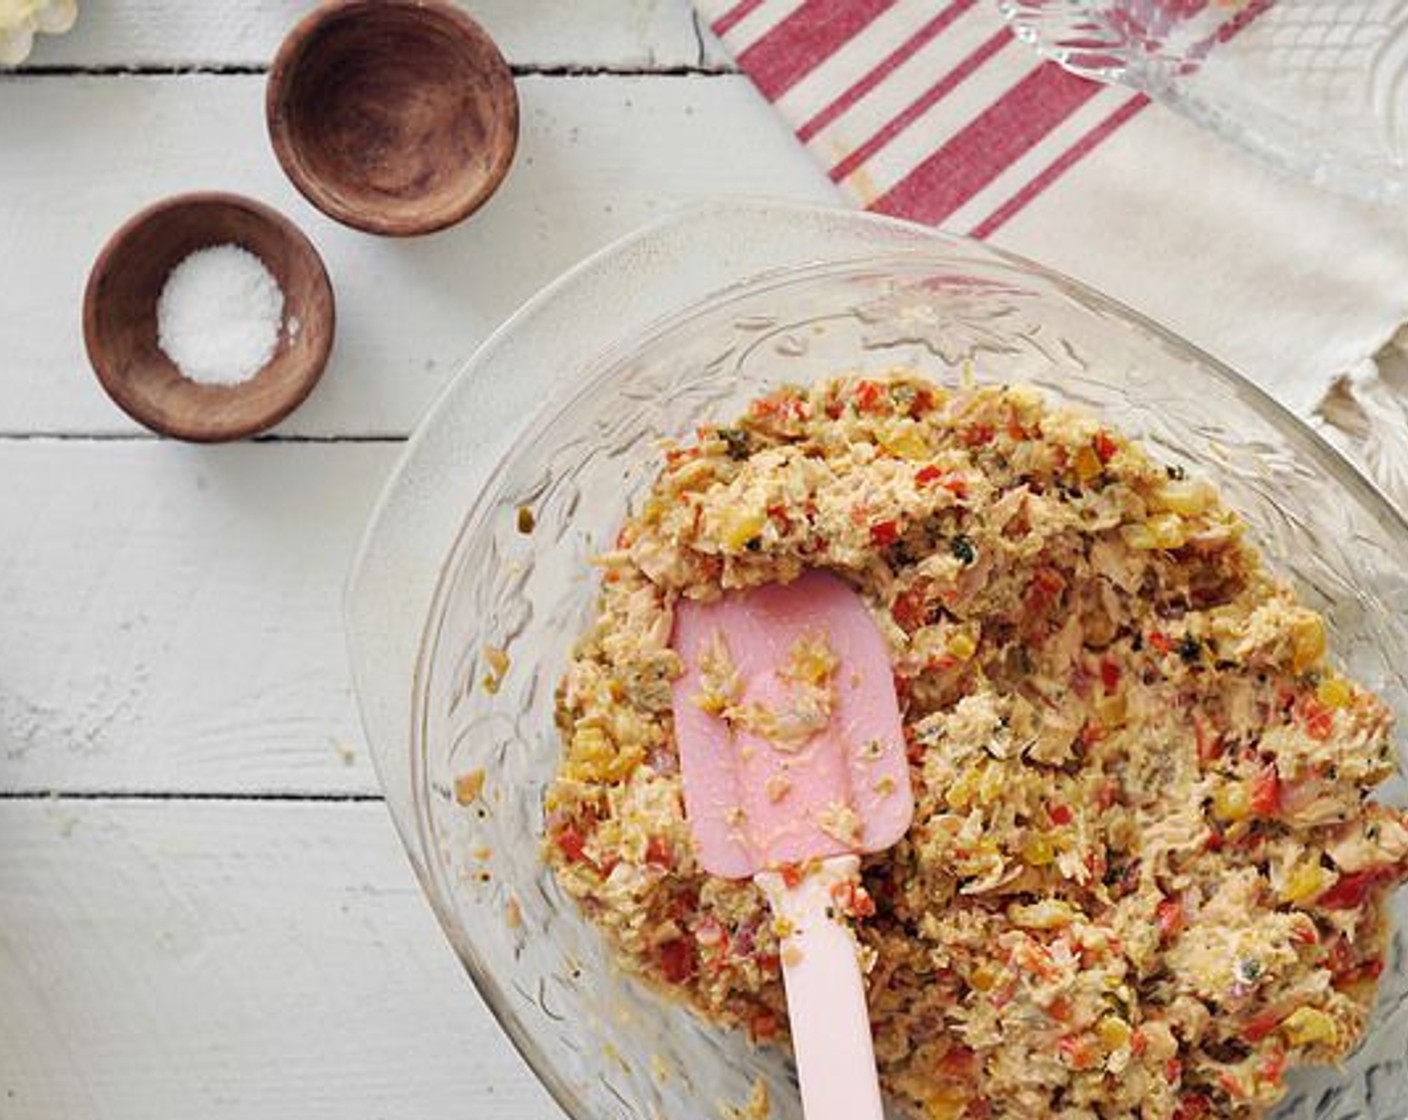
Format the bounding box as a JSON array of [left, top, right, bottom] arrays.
[[1172, 1094, 1210, 1120], [829, 879, 877, 919], [1058, 1034, 1097, 1070], [1250, 764, 1281, 817], [778, 862, 804, 889], [1148, 630, 1174, 654], [915, 467, 969, 498], [658, 939, 696, 983], [1301, 697, 1334, 741], [1334, 957, 1385, 990], [962, 422, 996, 447], [1174, 1095, 1210, 1120], [870, 519, 901, 547], [1193, 713, 1223, 763], [1156, 899, 1185, 941], [750, 1010, 780, 1039], [854, 380, 886, 413], [1219, 1072, 1246, 1099], [555, 821, 588, 863], [1093, 431, 1119, 464], [1025, 566, 1067, 614], [1099, 658, 1121, 693], [645, 836, 673, 869], [1241, 1008, 1283, 1043], [1048, 803, 1073, 826], [1319, 867, 1395, 910], [892, 585, 931, 633], [1290, 923, 1320, 946], [938, 1046, 976, 1077]]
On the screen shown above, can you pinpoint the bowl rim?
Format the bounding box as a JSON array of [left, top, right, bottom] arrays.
[[265, 0, 520, 238], [351, 202, 1408, 1120], [81, 189, 336, 443]]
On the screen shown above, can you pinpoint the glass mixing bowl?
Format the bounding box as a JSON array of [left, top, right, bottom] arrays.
[[347, 205, 1408, 1120], [998, 1, 1408, 202]]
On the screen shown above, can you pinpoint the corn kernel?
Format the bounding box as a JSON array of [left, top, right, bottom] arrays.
[[1290, 613, 1327, 674], [878, 422, 931, 460], [1212, 780, 1251, 822], [565, 725, 643, 783], [946, 767, 980, 811], [1074, 445, 1102, 483], [692, 690, 728, 716], [946, 631, 978, 661], [1097, 1016, 1132, 1053], [1282, 862, 1328, 904], [1281, 1007, 1339, 1048], [718, 508, 767, 552], [1009, 899, 1077, 929], [1145, 513, 1189, 549], [924, 1088, 969, 1120], [1316, 676, 1352, 710], [454, 769, 486, 806], [977, 761, 1005, 807], [786, 634, 838, 685], [1022, 834, 1056, 866], [1096, 692, 1127, 729], [970, 962, 1001, 992], [1149, 480, 1212, 516]]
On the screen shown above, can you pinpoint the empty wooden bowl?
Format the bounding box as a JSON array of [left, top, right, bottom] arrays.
[[83, 192, 335, 442], [266, 0, 519, 237]]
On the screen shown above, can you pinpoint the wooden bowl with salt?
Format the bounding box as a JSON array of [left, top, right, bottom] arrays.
[[83, 192, 335, 443], [266, 0, 519, 237]]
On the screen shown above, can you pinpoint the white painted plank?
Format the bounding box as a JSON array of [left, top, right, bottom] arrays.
[[0, 799, 559, 1120], [0, 73, 835, 439], [17, 0, 729, 70], [0, 441, 394, 795]]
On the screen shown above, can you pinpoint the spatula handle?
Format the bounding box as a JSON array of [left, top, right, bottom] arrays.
[[756, 855, 884, 1120]]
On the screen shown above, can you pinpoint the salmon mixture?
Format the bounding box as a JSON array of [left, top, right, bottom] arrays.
[[544, 372, 1407, 1120]]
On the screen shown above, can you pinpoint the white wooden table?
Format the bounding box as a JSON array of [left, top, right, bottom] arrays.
[[0, 6, 837, 1117]]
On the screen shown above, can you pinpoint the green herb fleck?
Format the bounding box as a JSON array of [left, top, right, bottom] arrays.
[[1177, 634, 1202, 664], [1166, 464, 1187, 481], [950, 534, 976, 565]]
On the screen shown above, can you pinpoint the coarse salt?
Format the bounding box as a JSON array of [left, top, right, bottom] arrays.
[[156, 244, 284, 386]]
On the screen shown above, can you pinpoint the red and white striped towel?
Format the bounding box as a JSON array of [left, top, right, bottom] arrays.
[[706, 0, 1151, 238], [694, 0, 1408, 508]]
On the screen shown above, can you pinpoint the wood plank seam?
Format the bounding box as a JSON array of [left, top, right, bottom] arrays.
[[0, 790, 386, 802], [0, 432, 407, 443], [10, 61, 739, 77]]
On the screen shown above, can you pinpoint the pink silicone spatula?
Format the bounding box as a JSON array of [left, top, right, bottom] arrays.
[[671, 570, 914, 1120]]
